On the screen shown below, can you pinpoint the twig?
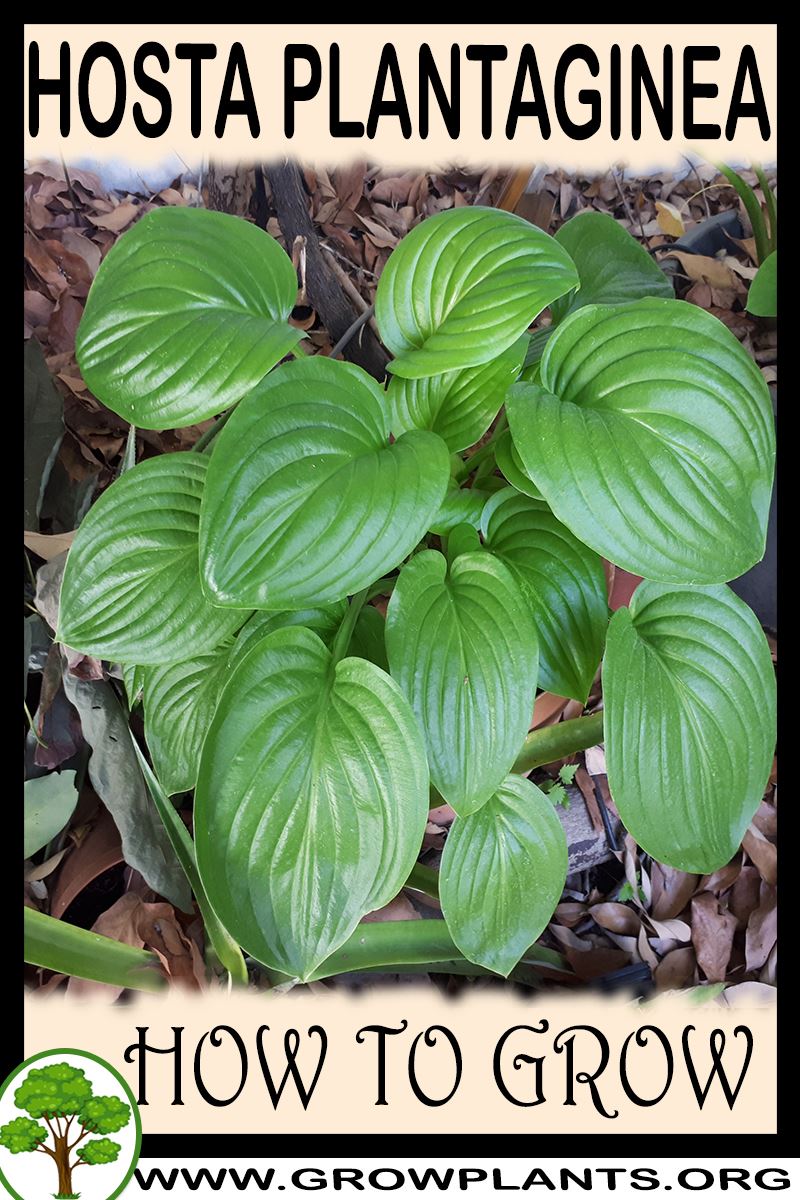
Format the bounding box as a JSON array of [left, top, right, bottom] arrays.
[[683, 155, 711, 220], [321, 244, 381, 341], [329, 305, 376, 361], [60, 155, 81, 228], [612, 166, 647, 244], [292, 235, 307, 304]]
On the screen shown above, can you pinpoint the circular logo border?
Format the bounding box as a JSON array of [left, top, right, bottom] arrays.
[[0, 1047, 142, 1200]]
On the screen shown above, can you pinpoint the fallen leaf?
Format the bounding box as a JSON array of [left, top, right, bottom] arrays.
[[87, 201, 141, 232], [655, 947, 696, 990], [743, 824, 777, 885], [745, 883, 777, 972], [663, 250, 737, 289], [655, 200, 685, 236], [691, 893, 736, 983]]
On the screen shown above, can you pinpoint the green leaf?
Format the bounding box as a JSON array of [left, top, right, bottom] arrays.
[[550, 210, 673, 324], [604, 583, 776, 874], [200, 357, 450, 609], [376, 207, 579, 379], [446, 523, 481, 562], [440, 774, 568, 976], [143, 639, 235, 795], [24, 907, 165, 993], [482, 488, 607, 703], [386, 337, 526, 452], [494, 429, 543, 498], [230, 604, 346, 667], [385, 550, 538, 816], [429, 485, 490, 536], [348, 605, 389, 673], [122, 662, 145, 707], [58, 452, 244, 664], [75, 207, 302, 430], [194, 627, 430, 979], [506, 299, 775, 584], [24, 338, 64, 529], [24, 770, 77, 858], [746, 250, 777, 317]]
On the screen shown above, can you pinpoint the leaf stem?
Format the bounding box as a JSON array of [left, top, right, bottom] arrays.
[[513, 710, 604, 774], [454, 415, 508, 483], [193, 407, 235, 454], [405, 861, 440, 900], [330, 588, 369, 665], [132, 738, 250, 987]]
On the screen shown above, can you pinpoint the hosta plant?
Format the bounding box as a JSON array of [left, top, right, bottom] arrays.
[[53, 202, 776, 985]]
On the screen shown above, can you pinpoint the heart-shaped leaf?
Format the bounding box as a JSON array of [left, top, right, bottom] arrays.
[[482, 488, 607, 703], [604, 583, 776, 874], [506, 300, 775, 583], [143, 638, 235, 796], [200, 357, 450, 609], [194, 627, 429, 979], [386, 337, 526, 452], [58, 453, 244, 665], [376, 207, 578, 379], [440, 774, 568, 976], [385, 550, 538, 816], [75, 207, 302, 430], [550, 210, 673, 325]]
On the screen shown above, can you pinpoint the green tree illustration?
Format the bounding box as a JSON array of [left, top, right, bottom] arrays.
[[0, 1063, 130, 1197]]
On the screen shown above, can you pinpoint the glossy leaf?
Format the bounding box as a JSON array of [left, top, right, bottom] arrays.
[[122, 663, 145, 707], [348, 605, 389, 673], [386, 338, 526, 452], [440, 774, 568, 976], [746, 250, 777, 317], [506, 300, 775, 583], [429, 485, 490, 536], [604, 583, 776, 873], [24, 770, 77, 859], [494, 429, 543, 500], [550, 210, 673, 324], [75, 207, 302, 430], [58, 453, 244, 664], [201, 357, 450, 609], [194, 627, 430, 979], [376, 207, 578, 378], [143, 639, 235, 795], [230, 604, 346, 667], [385, 550, 538, 816], [482, 489, 607, 703]]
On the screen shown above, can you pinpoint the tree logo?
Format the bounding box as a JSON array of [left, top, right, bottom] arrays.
[[0, 1050, 141, 1200]]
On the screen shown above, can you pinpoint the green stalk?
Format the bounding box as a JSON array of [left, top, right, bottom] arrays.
[[132, 739, 249, 987], [513, 710, 604, 773], [24, 907, 165, 993], [330, 588, 369, 665], [193, 406, 235, 454], [716, 162, 770, 265], [454, 416, 508, 483], [753, 164, 777, 254], [259, 920, 568, 986], [405, 861, 440, 901]]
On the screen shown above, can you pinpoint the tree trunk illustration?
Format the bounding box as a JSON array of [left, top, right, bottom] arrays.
[[54, 1136, 75, 1197]]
